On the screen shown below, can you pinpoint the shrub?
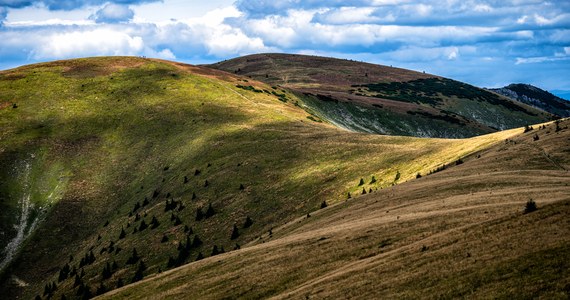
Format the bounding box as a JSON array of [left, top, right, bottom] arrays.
[[416, 173, 422, 179], [524, 125, 533, 133], [524, 199, 537, 214], [394, 171, 400, 182], [370, 176, 377, 184], [533, 134, 539, 141], [358, 178, 364, 186], [362, 188, 367, 195], [320, 201, 327, 209], [347, 192, 351, 199], [161, 235, 168, 243]]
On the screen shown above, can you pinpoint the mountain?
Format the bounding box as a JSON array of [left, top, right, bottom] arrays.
[[209, 54, 553, 138], [0, 57, 520, 299], [1, 56, 568, 300], [489, 83, 570, 117], [105, 117, 570, 299]]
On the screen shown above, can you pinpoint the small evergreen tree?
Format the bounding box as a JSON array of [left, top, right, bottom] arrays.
[[192, 235, 203, 247], [239, 183, 245, 190], [196, 252, 204, 261], [370, 176, 376, 184], [150, 216, 160, 229], [320, 201, 327, 209], [138, 219, 147, 231], [211, 245, 219, 256], [96, 283, 107, 296], [161, 235, 168, 243], [117, 278, 124, 288], [204, 180, 209, 187], [243, 216, 253, 228], [205, 203, 215, 218], [358, 178, 364, 186], [126, 248, 140, 265], [131, 261, 146, 283], [192, 192, 197, 200], [524, 199, 537, 214], [362, 188, 367, 194], [196, 207, 204, 221], [347, 192, 351, 199], [231, 224, 240, 240]]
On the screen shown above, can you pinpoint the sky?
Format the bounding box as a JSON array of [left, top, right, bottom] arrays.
[[0, 0, 569, 97]]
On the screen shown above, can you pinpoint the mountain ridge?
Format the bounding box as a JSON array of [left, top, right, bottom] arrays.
[[209, 53, 553, 138], [488, 83, 570, 117]]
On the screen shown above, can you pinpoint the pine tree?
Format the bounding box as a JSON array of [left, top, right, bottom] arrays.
[[231, 224, 240, 240], [196, 252, 204, 261], [320, 201, 327, 209], [139, 219, 148, 231], [211, 245, 219, 256], [126, 248, 140, 265], [196, 207, 204, 221], [150, 216, 160, 229], [243, 216, 253, 228], [205, 203, 215, 218], [358, 178, 364, 186], [362, 188, 367, 194], [347, 192, 351, 199]]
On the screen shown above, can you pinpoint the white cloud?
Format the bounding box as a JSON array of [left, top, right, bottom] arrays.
[[32, 28, 144, 59], [516, 15, 528, 24], [91, 3, 134, 23], [447, 47, 459, 60], [205, 25, 272, 56]]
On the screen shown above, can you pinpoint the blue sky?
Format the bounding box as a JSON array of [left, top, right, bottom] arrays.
[[1, 0, 569, 97]]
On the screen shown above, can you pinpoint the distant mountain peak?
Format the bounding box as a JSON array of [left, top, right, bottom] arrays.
[[488, 84, 570, 117]]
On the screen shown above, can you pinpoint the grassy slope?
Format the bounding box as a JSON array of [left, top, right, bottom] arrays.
[[0, 57, 519, 299], [104, 119, 570, 299], [210, 53, 552, 138]]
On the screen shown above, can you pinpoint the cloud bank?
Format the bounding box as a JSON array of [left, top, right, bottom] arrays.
[[0, 0, 569, 92]]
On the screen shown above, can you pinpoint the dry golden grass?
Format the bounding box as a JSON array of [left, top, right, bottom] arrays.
[[102, 119, 570, 299]]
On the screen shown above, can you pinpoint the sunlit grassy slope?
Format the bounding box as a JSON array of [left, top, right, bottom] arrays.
[[105, 119, 570, 299], [0, 57, 536, 299]]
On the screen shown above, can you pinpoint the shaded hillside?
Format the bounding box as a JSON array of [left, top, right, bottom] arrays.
[[104, 118, 570, 299], [210, 54, 552, 138], [0, 57, 514, 299], [489, 83, 570, 117]]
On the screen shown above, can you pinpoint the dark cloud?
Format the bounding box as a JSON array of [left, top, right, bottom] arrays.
[[0, 0, 160, 10]]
